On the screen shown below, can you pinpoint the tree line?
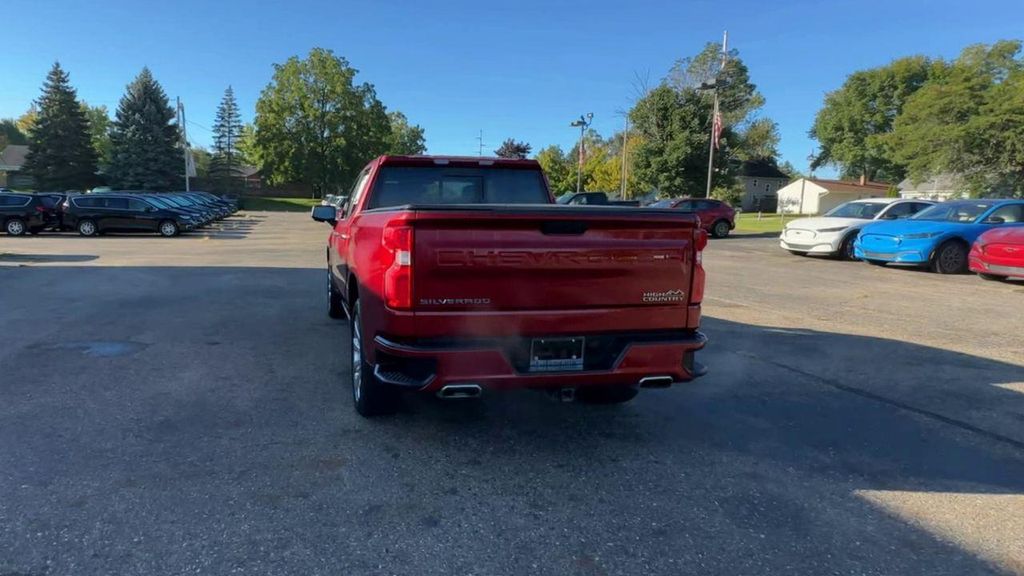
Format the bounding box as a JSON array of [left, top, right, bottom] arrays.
[[812, 40, 1023, 196], [2, 48, 427, 194]]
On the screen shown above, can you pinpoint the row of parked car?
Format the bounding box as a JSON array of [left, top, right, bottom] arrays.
[[778, 197, 1024, 281], [0, 190, 238, 237]]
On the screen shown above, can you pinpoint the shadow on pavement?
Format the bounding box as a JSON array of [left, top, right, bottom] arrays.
[[0, 265, 1021, 575], [0, 253, 99, 263]]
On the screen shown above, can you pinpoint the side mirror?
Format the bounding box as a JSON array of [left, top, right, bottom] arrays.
[[880, 213, 898, 220], [145, 206, 156, 213], [311, 205, 337, 225], [985, 216, 1005, 224]]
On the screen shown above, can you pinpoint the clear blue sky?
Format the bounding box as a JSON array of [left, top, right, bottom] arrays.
[[3, 0, 1022, 174]]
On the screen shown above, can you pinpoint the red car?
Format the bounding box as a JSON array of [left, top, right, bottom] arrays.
[[649, 198, 736, 238], [969, 226, 1024, 281], [312, 155, 708, 416]]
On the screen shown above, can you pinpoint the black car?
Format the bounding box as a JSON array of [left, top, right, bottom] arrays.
[[63, 194, 196, 236], [1, 192, 49, 236]]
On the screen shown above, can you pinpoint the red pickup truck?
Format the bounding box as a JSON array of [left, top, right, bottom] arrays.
[[312, 155, 708, 416]]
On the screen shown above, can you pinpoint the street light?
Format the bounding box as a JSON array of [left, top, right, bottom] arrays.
[[570, 113, 593, 194]]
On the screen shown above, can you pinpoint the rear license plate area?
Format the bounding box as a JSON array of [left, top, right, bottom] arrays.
[[529, 337, 584, 372]]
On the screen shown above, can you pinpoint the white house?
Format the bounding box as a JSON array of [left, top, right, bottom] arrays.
[[898, 174, 967, 201], [736, 159, 790, 211], [776, 177, 891, 215]]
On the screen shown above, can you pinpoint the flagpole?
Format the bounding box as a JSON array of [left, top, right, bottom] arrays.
[[705, 30, 728, 198]]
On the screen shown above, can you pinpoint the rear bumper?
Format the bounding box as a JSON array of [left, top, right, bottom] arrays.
[[371, 330, 708, 392]]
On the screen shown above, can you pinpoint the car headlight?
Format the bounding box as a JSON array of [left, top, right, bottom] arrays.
[[902, 232, 939, 240], [817, 227, 848, 233]]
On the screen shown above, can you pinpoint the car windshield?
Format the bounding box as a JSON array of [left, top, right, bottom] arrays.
[[367, 166, 550, 208], [824, 201, 886, 219], [649, 199, 675, 208], [912, 201, 995, 223]]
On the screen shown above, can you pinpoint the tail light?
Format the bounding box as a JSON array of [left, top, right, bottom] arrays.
[[382, 223, 413, 310], [691, 229, 707, 304], [35, 205, 48, 213]]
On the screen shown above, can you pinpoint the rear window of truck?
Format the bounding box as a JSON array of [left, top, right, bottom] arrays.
[[366, 167, 549, 209]]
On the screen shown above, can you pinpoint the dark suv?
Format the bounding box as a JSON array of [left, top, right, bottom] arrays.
[[1, 193, 49, 236], [63, 194, 196, 236]]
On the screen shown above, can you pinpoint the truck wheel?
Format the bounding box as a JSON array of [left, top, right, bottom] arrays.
[[576, 385, 639, 405], [711, 220, 731, 239], [931, 241, 967, 274], [349, 300, 399, 417], [327, 267, 345, 319]]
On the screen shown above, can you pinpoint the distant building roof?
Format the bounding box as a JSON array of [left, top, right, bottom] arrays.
[[897, 174, 961, 192], [0, 145, 29, 170], [738, 159, 789, 179], [236, 165, 260, 178], [805, 177, 890, 194]]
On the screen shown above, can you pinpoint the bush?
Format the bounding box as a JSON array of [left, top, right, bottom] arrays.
[[711, 184, 744, 207]]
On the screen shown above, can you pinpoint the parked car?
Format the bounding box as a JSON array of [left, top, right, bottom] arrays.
[[855, 199, 1024, 273], [34, 193, 68, 231], [312, 155, 708, 417], [0, 192, 49, 235], [63, 193, 198, 236], [556, 191, 640, 207], [649, 197, 736, 238], [780, 198, 934, 260], [969, 226, 1024, 281]]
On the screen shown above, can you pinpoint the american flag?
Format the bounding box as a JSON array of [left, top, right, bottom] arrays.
[[711, 110, 723, 150]]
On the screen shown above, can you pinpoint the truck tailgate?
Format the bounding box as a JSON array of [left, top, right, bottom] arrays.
[[407, 205, 699, 334]]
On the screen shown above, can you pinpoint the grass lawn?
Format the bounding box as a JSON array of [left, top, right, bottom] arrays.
[[734, 213, 790, 235], [240, 197, 321, 212]]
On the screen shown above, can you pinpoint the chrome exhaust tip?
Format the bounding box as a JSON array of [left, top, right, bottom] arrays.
[[436, 384, 482, 399], [639, 375, 674, 389]]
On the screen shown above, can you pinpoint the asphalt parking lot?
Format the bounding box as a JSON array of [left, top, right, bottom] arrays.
[[2, 213, 1023, 575]]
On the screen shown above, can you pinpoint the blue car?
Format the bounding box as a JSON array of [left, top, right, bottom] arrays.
[[855, 199, 1024, 273]]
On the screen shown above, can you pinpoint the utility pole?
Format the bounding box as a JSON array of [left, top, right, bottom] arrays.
[[476, 130, 484, 156], [570, 113, 593, 194], [177, 97, 192, 192], [704, 30, 728, 199], [620, 115, 630, 199]]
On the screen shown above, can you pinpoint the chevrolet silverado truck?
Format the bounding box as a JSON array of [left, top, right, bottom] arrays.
[[312, 155, 707, 416]]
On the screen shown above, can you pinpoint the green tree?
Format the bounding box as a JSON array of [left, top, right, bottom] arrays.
[[190, 146, 212, 178], [630, 41, 763, 197], [387, 111, 426, 155], [236, 123, 260, 167], [888, 41, 1024, 195], [535, 145, 573, 196], [254, 48, 391, 196], [779, 160, 802, 181], [209, 86, 244, 193], [81, 104, 112, 169], [16, 105, 38, 137], [735, 118, 780, 161], [22, 62, 99, 190], [810, 55, 938, 182], [1, 119, 28, 146], [108, 68, 181, 191], [494, 138, 532, 159]]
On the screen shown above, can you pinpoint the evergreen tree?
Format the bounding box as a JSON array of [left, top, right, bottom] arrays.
[[21, 62, 98, 190], [494, 138, 532, 159], [108, 68, 181, 191], [209, 86, 243, 192]]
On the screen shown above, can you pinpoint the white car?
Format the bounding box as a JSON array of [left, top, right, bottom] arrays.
[[779, 198, 936, 260]]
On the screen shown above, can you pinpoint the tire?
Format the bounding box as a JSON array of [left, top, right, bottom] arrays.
[[575, 385, 639, 405], [5, 218, 26, 236], [327, 266, 345, 319], [77, 219, 98, 237], [711, 219, 731, 239], [158, 220, 179, 237], [931, 241, 968, 274], [866, 259, 887, 266], [349, 300, 399, 417], [838, 233, 859, 261], [978, 273, 1006, 282]]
